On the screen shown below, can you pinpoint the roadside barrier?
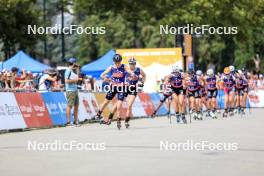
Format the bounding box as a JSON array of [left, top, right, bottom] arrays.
[[0, 89, 259, 131]]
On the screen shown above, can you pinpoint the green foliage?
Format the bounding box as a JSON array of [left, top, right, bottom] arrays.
[[0, 0, 40, 60], [0, 0, 263, 72]]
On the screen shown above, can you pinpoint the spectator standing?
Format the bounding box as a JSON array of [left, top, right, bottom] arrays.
[[65, 58, 82, 127]]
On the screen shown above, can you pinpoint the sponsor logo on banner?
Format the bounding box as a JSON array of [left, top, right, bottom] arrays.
[[15, 92, 52, 128], [78, 92, 99, 121], [0, 93, 27, 130], [138, 93, 155, 116], [41, 92, 67, 125]]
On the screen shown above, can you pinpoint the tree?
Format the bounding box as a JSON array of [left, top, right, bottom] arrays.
[[0, 0, 40, 59]]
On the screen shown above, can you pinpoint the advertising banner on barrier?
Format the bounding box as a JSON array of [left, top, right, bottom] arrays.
[[248, 90, 264, 108], [149, 93, 167, 116], [138, 93, 155, 116], [41, 92, 67, 125], [78, 92, 100, 121], [15, 92, 52, 128], [0, 93, 27, 130]]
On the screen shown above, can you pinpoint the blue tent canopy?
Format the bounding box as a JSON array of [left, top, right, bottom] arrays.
[[81, 49, 116, 78], [1, 51, 50, 73]]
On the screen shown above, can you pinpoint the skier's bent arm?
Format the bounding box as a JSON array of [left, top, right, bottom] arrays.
[[100, 66, 111, 79]]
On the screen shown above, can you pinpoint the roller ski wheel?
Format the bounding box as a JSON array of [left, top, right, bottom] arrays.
[[117, 119, 122, 130]]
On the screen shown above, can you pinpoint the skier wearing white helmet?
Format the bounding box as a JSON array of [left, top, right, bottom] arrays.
[[234, 69, 247, 115], [204, 68, 220, 118], [186, 69, 203, 120], [195, 70, 207, 118], [166, 65, 187, 123]]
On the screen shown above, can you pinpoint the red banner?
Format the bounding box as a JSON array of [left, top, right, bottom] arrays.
[[15, 92, 52, 128], [138, 93, 155, 116]]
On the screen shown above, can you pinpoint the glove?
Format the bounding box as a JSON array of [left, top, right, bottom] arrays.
[[137, 82, 144, 92]]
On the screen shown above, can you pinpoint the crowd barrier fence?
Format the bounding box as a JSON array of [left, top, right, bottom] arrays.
[[0, 89, 261, 131]]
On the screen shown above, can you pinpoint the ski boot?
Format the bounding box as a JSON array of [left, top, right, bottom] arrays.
[[182, 113, 187, 124], [125, 118, 130, 128], [117, 118, 122, 130], [95, 110, 103, 119], [223, 109, 228, 118], [209, 110, 216, 119], [193, 111, 198, 120], [197, 111, 203, 120], [125, 122, 130, 128], [241, 108, 245, 115], [176, 113, 181, 123], [229, 109, 234, 116], [206, 110, 210, 118], [233, 108, 238, 114]]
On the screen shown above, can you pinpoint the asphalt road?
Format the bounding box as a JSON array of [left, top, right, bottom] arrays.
[[0, 109, 263, 176]]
